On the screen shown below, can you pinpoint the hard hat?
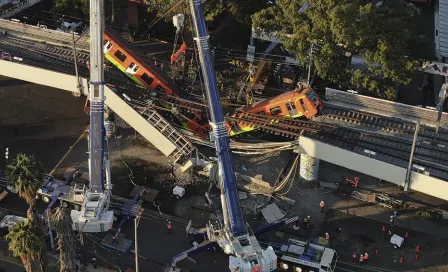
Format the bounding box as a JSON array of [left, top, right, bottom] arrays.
[[325, 232, 328, 235]]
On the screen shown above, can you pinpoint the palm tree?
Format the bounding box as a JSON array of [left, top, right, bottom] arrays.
[[5, 153, 44, 220], [6, 219, 47, 272], [51, 206, 76, 272]]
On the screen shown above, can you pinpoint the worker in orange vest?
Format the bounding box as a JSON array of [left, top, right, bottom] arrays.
[[363, 253, 369, 264], [167, 221, 172, 234], [320, 201, 325, 213], [325, 232, 330, 240], [359, 254, 364, 265]]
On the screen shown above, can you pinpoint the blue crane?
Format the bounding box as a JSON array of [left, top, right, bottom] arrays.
[[189, 0, 245, 237], [169, 1, 291, 271]]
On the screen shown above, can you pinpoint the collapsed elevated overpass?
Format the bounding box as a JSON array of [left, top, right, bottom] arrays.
[[1, 18, 448, 201], [0, 58, 195, 169]]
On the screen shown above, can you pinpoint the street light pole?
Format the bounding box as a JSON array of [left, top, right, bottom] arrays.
[[404, 121, 420, 191], [135, 208, 143, 272], [46, 210, 55, 251], [307, 43, 314, 87], [72, 31, 82, 97], [79, 220, 89, 265], [434, 80, 447, 137]]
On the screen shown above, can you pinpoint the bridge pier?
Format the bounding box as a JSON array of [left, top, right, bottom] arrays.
[[299, 153, 319, 182]]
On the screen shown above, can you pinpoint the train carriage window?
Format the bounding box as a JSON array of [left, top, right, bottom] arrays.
[[155, 85, 167, 93], [306, 89, 318, 104], [114, 50, 127, 62], [269, 106, 282, 116], [141, 73, 154, 86], [299, 99, 308, 112], [255, 111, 266, 115]]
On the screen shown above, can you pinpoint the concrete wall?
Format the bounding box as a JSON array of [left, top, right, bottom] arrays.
[[0, 59, 177, 157], [298, 136, 408, 186], [410, 172, 448, 201]]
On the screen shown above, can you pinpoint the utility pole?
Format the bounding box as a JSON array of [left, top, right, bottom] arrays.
[[72, 31, 82, 97], [47, 211, 55, 251], [404, 121, 420, 191], [111, 0, 115, 23], [134, 208, 143, 272], [434, 81, 447, 137], [79, 220, 88, 265], [307, 43, 314, 87]]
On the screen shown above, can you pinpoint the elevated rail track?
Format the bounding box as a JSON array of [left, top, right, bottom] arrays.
[[322, 105, 448, 145], [325, 88, 448, 128]]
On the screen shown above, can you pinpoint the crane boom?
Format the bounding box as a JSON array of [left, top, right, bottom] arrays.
[[89, 0, 105, 193], [168, 1, 279, 270], [71, 0, 114, 232], [189, 0, 245, 237]]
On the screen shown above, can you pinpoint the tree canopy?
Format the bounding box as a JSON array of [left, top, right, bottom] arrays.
[[6, 220, 47, 272], [51, 207, 76, 272], [5, 153, 44, 216], [146, 0, 268, 27], [52, 0, 89, 19], [252, 0, 435, 100]]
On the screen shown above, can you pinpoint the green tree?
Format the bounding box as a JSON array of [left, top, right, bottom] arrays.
[[252, 0, 435, 100], [145, 0, 267, 29], [6, 220, 47, 272], [146, 0, 225, 29], [52, 0, 89, 19], [5, 153, 44, 220], [227, 0, 268, 24], [50, 207, 76, 272]]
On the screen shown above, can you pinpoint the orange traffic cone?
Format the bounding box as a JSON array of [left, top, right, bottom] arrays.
[[400, 257, 404, 263], [416, 254, 419, 260], [404, 232, 409, 239], [416, 246, 420, 252]]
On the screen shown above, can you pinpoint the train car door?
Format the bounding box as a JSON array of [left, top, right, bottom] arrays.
[[285, 102, 298, 116]]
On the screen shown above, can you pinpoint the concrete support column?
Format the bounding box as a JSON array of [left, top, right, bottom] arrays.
[[299, 153, 319, 182]]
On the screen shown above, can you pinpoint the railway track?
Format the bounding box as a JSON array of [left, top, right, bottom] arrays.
[[325, 88, 448, 127], [227, 112, 448, 179], [322, 105, 448, 145]]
